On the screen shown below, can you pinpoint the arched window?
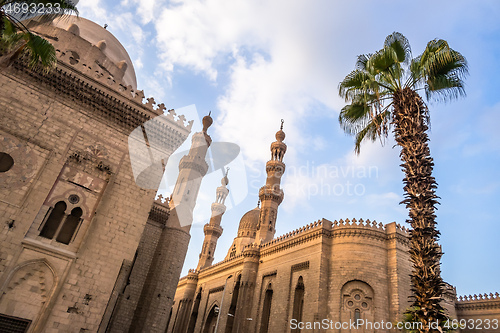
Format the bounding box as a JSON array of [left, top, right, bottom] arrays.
[[202, 304, 218, 333], [229, 245, 236, 258], [187, 289, 202, 333], [56, 207, 83, 244], [40, 201, 67, 239], [260, 284, 273, 333], [354, 308, 361, 326], [225, 276, 241, 333], [341, 280, 374, 330], [292, 277, 305, 333], [0, 152, 14, 172]]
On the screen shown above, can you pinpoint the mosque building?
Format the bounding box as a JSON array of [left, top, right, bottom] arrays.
[[0, 16, 498, 333]]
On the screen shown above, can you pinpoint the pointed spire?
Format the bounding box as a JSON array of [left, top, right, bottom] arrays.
[[222, 167, 229, 186], [275, 119, 285, 142]]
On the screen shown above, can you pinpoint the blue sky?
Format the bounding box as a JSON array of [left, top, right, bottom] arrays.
[[78, 0, 500, 297]]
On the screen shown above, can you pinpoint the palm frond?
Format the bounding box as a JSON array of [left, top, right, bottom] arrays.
[[413, 39, 468, 102], [366, 46, 403, 90], [384, 31, 412, 65], [338, 69, 375, 101], [353, 110, 391, 154], [355, 53, 372, 70], [23, 30, 55, 68]]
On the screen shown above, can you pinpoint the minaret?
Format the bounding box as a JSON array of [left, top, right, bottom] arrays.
[[255, 120, 287, 244], [196, 168, 230, 270], [168, 112, 213, 229], [126, 112, 213, 333]]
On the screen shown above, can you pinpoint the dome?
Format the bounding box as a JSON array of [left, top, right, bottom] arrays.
[[27, 16, 137, 89], [237, 207, 260, 235]]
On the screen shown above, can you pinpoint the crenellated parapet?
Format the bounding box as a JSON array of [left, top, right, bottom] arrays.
[[257, 218, 409, 257], [147, 194, 170, 225], [458, 293, 500, 302], [456, 292, 500, 314]]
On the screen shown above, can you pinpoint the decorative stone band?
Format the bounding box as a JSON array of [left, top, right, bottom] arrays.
[[10, 53, 193, 135], [148, 205, 169, 225], [209, 285, 226, 294], [178, 156, 209, 176], [291, 261, 310, 272]]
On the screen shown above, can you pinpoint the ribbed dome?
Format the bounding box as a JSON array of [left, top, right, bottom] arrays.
[[237, 207, 260, 235]]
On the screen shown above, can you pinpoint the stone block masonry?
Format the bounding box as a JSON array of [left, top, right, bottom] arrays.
[[0, 17, 191, 332]]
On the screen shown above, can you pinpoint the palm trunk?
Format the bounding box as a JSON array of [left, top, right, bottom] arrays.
[[392, 87, 448, 332]]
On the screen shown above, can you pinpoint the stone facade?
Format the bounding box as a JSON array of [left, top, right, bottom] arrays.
[[0, 17, 192, 333], [167, 126, 500, 333]]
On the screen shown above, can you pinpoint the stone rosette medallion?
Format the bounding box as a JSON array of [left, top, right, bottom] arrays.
[[0, 133, 39, 190]]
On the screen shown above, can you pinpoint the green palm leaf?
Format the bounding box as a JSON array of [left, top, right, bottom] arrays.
[[1, 0, 78, 69]]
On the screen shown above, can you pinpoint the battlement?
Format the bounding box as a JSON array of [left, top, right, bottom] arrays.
[[154, 194, 170, 209], [458, 293, 500, 302], [259, 218, 408, 250], [54, 49, 193, 131]]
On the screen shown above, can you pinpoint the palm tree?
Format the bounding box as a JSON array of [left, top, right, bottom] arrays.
[[338, 32, 467, 332], [1, 0, 78, 69]]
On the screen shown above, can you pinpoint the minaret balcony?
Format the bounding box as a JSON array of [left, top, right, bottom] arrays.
[[258, 185, 284, 204], [179, 155, 209, 175], [266, 160, 286, 174], [203, 224, 223, 237]]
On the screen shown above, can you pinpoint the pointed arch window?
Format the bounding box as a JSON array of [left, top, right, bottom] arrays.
[[225, 276, 241, 333], [260, 284, 273, 333], [354, 308, 361, 326], [187, 289, 202, 333], [39, 201, 83, 245], [292, 277, 305, 333], [40, 201, 67, 239], [56, 207, 83, 244], [229, 245, 236, 258]]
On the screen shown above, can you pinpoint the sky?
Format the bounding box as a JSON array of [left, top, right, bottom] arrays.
[[77, 0, 500, 297]]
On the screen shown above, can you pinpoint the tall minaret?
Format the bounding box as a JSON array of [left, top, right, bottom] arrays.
[[169, 112, 213, 229], [196, 168, 230, 270], [255, 120, 287, 244], [125, 112, 214, 333]]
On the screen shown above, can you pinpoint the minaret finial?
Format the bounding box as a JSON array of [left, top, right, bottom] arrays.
[[275, 119, 286, 142], [221, 167, 229, 186], [257, 199, 261, 208], [202, 111, 213, 133]]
